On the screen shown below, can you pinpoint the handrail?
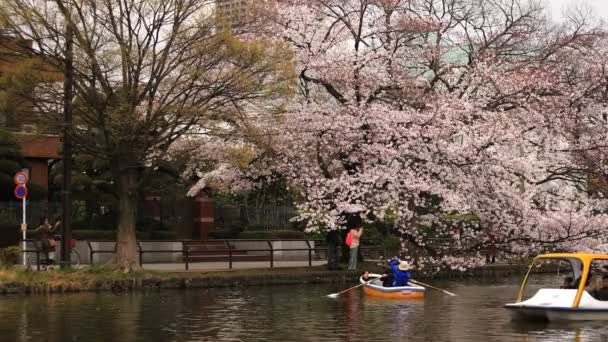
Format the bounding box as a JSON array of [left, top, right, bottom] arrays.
[[20, 238, 374, 271], [305, 240, 312, 266], [183, 243, 189, 271], [226, 241, 233, 269], [76, 238, 383, 270], [19, 239, 50, 271], [263, 241, 271, 268], [137, 241, 143, 266], [20, 248, 41, 271]]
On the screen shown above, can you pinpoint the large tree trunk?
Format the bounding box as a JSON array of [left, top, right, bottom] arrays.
[[114, 169, 140, 272]]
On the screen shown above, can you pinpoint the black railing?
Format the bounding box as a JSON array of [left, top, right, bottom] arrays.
[[21, 238, 383, 271], [20, 238, 69, 271], [181, 239, 327, 270], [87, 240, 116, 265]]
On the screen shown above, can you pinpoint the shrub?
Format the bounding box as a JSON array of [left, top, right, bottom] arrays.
[[208, 231, 239, 239], [72, 230, 117, 240], [72, 229, 179, 241], [0, 246, 20, 266], [26, 182, 48, 201], [381, 235, 401, 257], [0, 208, 18, 225], [72, 210, 118, 231], [0, 223, 20, 247], [136, 217, 169, 232], [148, 230, 178, 240], [237, 230, 307, 240], [246, 223, 270, 231], [210, 224, 245, 239]]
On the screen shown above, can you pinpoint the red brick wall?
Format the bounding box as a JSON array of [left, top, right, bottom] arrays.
[[14, 134, 61, 191], [26, 158, 49, 189], [15, 133, 61, 159], [193, 194, 214, 240]]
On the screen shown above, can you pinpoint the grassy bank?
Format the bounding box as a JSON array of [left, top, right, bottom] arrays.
[[0, 261, 528, 295], [0, 266, 160, 293], [0, 265, 362, 295]]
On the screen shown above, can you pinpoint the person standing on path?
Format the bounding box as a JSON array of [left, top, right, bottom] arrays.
[[34, 216, 57, 261], [347, 217, 363, 270]]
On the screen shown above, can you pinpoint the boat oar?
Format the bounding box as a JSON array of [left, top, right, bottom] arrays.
[[409, 279, 457, 297], [327, 277, 377, 298]]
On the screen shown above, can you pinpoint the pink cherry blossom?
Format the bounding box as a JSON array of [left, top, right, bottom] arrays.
[[190, 0, 608, 268]]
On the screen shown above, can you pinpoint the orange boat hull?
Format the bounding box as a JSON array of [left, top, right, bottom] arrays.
[[363, 286, 425, 299]]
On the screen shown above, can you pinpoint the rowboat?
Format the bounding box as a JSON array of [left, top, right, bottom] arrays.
[[359, 273, 425, 299], [505, 253, 608, 321]]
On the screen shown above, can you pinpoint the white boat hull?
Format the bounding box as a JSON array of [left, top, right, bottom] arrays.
[[505, 289, 608, 321], [505, 305, 608, 321]]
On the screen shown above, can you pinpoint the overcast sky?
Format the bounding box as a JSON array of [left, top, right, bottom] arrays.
[[549, 0, 608, 20]]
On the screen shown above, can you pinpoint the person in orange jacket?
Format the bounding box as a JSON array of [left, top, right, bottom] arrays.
[[347, 225, 363, 270]]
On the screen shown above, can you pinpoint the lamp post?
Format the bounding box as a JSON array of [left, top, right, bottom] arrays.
[[60, 0, 73, 268]]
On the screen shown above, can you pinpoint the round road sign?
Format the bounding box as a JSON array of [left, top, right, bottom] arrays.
[[14, 185, 28, 199], [14, 172, 28, 185]]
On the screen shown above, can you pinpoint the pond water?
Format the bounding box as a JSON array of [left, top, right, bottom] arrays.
[[1, 277, 607, 342]]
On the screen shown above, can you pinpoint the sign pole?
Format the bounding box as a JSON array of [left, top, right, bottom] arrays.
[[22, 196, 26, 266], [14, 172, 28, 266]]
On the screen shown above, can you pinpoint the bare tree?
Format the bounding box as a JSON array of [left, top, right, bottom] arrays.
[[0, 0, 292, 271]]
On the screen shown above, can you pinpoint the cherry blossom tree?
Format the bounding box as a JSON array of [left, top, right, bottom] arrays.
[[192, 0, 608, 268]]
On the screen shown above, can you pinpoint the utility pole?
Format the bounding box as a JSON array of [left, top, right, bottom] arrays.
[[61, 4, 73, 268]]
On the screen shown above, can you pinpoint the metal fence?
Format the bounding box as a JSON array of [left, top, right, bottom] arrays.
[[0, 200, 114, 228], [214, 204, 299, 231], [21, 238, 384, 271], [0, 200, 60, 226], [0, 200, 300, 233]]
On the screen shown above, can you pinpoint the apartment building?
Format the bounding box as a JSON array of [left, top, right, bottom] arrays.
[[215, 0, 250, 30]]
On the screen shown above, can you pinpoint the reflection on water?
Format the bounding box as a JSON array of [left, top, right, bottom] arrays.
[[1, 278, 608, 341]]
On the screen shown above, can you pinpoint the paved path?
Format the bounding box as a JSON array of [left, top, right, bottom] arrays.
[[143, 260, 327, 271]]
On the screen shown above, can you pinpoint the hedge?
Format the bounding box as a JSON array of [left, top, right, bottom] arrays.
[[71, 230, 178, 241], [237, 230, 307, 240]]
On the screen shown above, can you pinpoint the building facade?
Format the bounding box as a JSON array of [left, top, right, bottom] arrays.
[[0, 37, 62, 190], [215, 0, 250, 30]]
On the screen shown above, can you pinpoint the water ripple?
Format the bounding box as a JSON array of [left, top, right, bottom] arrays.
[[1, 279, 608, 341]]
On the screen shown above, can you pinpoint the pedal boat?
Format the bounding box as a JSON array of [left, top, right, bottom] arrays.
[[505, 253, 608, 321], [360, 273, 425, 299]]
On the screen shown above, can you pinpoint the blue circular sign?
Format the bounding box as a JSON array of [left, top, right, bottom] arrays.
[[14, 185, 27, 199]]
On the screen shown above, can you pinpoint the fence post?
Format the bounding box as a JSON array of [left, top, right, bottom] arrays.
[[305, 240, 312, 266], [87, 241, 93, 264], [137, 241, 143, 266], [185, 248, 189, 271], [266, 240, 274, 268], [227, 241, 233, 269], [183, 242, 189, 271], [36, 251, 40, 271]]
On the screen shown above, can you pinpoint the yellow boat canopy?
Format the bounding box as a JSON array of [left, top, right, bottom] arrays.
[[517, 252, 608, 308]]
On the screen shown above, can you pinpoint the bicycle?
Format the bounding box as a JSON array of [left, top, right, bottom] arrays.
[[39, 235, 81, 271]]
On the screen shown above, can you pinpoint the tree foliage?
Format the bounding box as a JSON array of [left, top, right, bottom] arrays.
[[0, 129, 46, 200], [192, 0, 608, 268], [0, 0, 294, 271]]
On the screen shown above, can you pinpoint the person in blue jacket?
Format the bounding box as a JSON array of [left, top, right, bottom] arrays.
[[389, 259, 412, 287], [362, 259, 413, 287]]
